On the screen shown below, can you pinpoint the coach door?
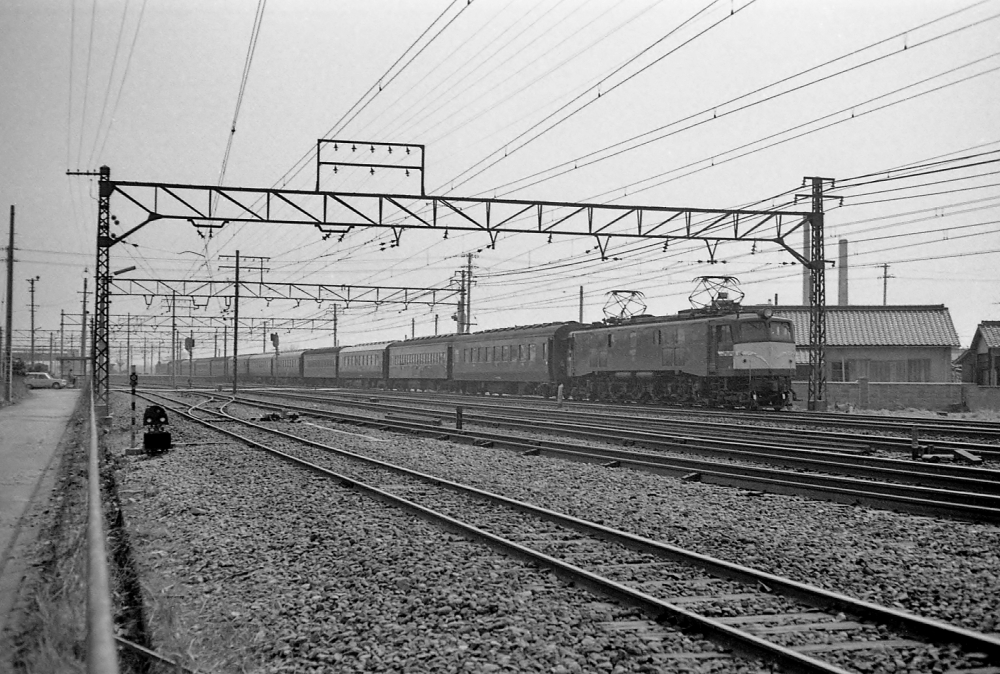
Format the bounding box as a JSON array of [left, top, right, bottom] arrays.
[[709, 324, 734, 373], [446, 346, 453, 379]]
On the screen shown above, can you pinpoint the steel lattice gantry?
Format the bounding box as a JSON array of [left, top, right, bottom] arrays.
[[91, 168, 827, 411]]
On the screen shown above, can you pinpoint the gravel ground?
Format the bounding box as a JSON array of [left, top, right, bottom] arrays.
[[221, 399, 1000, 639], [111, 394, 776, 673]]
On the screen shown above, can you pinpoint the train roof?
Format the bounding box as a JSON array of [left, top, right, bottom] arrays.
[[302, 346, 343, 356], [338, 341, 395, 354], [391, 334, 455, 348], [570, 309, 790, 333], [452, 322, 582, 342]]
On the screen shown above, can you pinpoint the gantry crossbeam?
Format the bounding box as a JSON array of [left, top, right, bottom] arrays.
[[106, 180, 815, 262], [110, 278, 459, 308]]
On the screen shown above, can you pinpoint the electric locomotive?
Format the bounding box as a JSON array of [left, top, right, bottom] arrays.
[[566, 304, 795, 408]]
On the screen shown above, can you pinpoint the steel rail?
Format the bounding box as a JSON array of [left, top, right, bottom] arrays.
[[223, 392, 1000, 519], [86, 386, 120, 674], [138, 391, 1000, 666], [229, 387, 1000, 460], [242, 389, 1000, 488]]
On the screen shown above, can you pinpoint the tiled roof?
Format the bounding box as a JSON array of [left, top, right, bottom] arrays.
[[978, 321, 1000, 349], [753, 305, 960, 347]]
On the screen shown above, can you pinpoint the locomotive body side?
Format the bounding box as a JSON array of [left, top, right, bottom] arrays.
[[568, 312, 794, 407]]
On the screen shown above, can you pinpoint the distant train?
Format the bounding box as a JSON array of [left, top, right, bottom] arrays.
[[159, 305, 796, 408]]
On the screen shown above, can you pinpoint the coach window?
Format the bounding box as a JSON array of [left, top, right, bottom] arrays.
[[607, 334, 613, 348], [542, 342, 548, 360], [518, 344, 524, 361], [529, 343, 537, 361]]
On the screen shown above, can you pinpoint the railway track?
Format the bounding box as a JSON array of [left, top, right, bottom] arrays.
[[232, 387, 1000, 461], [199, 388, 1000, 522], [134, 390, 1000, 674]]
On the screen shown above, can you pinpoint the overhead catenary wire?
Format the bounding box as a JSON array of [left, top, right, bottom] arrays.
[[439, 0, 746, 194], [85, 1, 131, 167], [92, 0, 149, 162], [476, 3, 1000, 200]]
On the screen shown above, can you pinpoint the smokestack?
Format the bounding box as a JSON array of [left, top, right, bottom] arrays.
[[802, 224, 811, 304], [838, 238, 849, 306]]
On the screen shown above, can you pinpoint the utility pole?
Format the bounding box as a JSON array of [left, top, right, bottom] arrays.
[[227, 250, 241, 394], [465, 253, 474, 334], [455, 270, 467, 333], [879, 263, 894, 306], [26, 276, 39, 368], [48, 332, 53, 373], [411, 317, 415, 340], [579, 286, 584, 323], [333, 305, 338, 347], [263, 320, 268, 353], [234, 251, 239, 394], [171, 290, 177, 388], [80, 276, 89, 382], [4, 205, 15, 402], [804, 176, 834, 412], [126, 313, 131, 375], [434, 314, 438, 335], [60, 310, 65, 377]]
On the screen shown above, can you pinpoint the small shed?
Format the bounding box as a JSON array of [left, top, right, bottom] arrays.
[[964, 321, 1000, 386], [755, 305, 960, 383]]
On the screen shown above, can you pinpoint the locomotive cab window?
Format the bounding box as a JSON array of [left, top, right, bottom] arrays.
[[715, 325, 734, 349], [740, 321, 769, 342]]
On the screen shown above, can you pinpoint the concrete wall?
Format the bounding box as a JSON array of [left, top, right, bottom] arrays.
[[792, 380, 1000, 411]]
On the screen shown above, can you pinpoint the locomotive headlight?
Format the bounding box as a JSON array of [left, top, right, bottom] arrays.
[[758, 307, 774, 320]]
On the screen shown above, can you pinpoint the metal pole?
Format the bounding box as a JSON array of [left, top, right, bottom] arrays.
[[3, 205, 13, 402], [94, 165, 112, 410], [466, 253, 473, 334], [48, 332, 53, 373], [27, 276, 38, 368], [171, 291, 176, 388], [126, 313, 131, 375], [232, 250, 240, 395], [333, 304, 338, 347], [60, 310, 65, 377], [81, 277, 88, 381], [806, 177, 828, 411], [579, 286, 583, 323]]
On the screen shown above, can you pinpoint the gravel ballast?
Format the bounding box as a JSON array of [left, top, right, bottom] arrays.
[[111, 394, 769, 673]]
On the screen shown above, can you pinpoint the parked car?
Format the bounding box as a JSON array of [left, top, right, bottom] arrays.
[[25, 372, 68, 389]]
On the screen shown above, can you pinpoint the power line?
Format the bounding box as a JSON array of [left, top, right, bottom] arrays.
[[478, 2, 1000, 199], [93, 0, 149, 161], [441, 0, 743, 193]]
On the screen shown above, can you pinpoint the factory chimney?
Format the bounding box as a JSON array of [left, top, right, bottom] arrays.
[[838, 239, 849, 306]]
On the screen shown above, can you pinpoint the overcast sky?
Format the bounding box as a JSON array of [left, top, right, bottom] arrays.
[[1, 0, 998, 362]]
